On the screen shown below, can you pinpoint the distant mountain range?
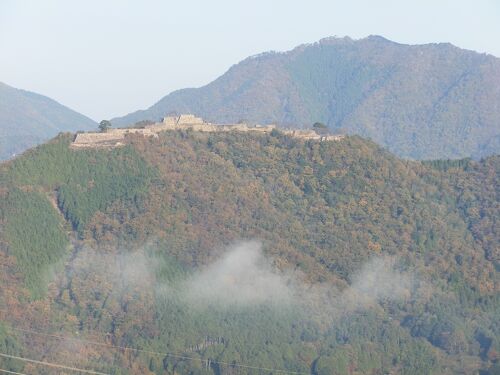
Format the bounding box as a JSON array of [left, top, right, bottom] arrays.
[[113, 36, 500, 160], [0, 82, 96, 160]]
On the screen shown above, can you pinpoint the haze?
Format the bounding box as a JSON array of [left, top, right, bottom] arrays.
[[1, 0, 498, 121]]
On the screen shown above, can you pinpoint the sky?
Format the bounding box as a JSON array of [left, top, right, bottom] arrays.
[[1, 0, 499, 121]]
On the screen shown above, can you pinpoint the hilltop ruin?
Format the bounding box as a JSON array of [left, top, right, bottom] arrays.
[[70, 114, 344, 149]]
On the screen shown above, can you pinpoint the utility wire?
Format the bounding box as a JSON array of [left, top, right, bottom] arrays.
[[1, 302, 309, 374], [7, 325, 309, 375], [0, 353, 109, 375], [0, 369, 29, 375]]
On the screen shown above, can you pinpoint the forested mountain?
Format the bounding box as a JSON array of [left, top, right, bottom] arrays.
[[0, 129, 498, 374], [0, 82, 96, 160], [113, 36, 500, 160]]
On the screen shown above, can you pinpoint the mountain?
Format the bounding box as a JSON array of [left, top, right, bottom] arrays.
[[0, 82, 97, 160], [0, 129, 498, 374], [113, 36, 500, 160]]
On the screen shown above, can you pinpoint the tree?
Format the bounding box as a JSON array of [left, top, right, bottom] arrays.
[[313, 122, 329, 135], [99, 120, 112, 132], [134, 120, 155, 128]]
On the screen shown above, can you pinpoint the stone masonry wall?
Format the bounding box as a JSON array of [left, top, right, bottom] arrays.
[[71, 115, 344, 148]]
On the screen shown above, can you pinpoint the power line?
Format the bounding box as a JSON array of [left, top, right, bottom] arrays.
[[0, 302, 309, 374], [0, 353, 109, 375], [7, 325, 309, 374], [0, 369, 29, 375]]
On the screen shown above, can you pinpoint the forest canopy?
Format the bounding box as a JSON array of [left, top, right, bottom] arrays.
[[0, 130, 497, 374]]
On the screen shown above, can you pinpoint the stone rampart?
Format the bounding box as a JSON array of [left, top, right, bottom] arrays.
[[71, 114, 343, 148], [71, 128, 158, 148]]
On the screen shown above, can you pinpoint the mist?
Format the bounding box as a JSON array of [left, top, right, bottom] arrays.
[[182, 241, 294, 307], [174, 241, 416, 316], [54, 241, 418, 323]]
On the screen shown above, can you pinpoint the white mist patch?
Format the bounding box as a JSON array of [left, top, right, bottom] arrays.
[[179, 241, 417, 313], [341, 257, 414, 309], [68, 248, 154, 290], [351, 257, 412, 299], [183, 241, 293, 306], [60, 241, 418, 318]]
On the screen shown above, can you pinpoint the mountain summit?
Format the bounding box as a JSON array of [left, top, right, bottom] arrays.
[[113, 36, 500, 160]]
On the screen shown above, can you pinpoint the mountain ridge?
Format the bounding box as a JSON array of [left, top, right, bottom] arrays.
[[0, 81, 97, 160], [112, 35, 500, 160]]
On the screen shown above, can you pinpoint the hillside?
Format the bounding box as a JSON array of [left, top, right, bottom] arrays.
[[113, 36, 500, 160], [0, 130, 498, 374], [0, 82, 97, 160]]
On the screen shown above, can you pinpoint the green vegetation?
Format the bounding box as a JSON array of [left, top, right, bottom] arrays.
[[113, 36, 500, 160], [0, 323, 24, 373], [0, 188, 68, 298], [0, 131, 497, 374], [0, 134, 156, 295], [312, 122, 329, 135], [99, 120, 111, 132]]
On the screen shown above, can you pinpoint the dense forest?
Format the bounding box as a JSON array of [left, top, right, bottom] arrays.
[[0, 130, 498, 374]]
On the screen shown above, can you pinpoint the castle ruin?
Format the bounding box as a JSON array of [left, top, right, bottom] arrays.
[[70, 114, 344, 149]]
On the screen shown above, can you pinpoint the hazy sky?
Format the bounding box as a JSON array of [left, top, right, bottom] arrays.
[[1, 0, 499, 121]]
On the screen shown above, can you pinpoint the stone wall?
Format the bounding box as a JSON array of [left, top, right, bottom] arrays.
[[178, 114, 204, 125], [143, 115, 277, 134], [280, 129, 344, 141], [71, 114, 343, 148], [71, 128, 158, 148]]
